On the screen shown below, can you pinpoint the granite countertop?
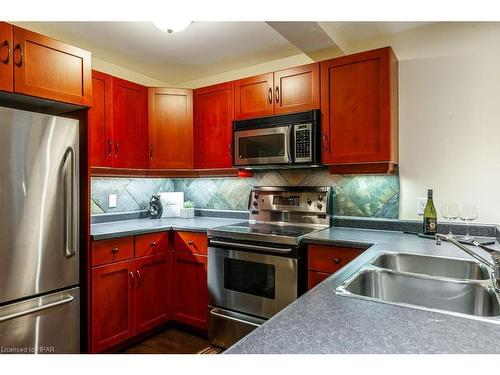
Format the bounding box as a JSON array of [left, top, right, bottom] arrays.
[[226, 227, 500, 354], [91, 217, 245, 240]]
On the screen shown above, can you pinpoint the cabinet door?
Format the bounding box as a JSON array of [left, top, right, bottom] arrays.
[[91, 260, 135, 353], [193, 82, 234, 168], [148, 88, 193, 169], [273, 63, 320, 115], [0, 22, 13, 92], [12, 26, 91, 106], [320, 47, 398, 166], [173, 252, 208, 329], [134, 254, 170, 335], [234, 73, 274, 120], [112, 77, 148, 169], [89, 70, 113, 167]]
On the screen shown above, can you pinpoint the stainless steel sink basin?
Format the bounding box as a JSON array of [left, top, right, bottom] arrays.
[[336, 268, 500, 318], [371, 252, 490, 280]]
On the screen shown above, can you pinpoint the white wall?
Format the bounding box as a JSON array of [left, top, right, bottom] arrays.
[[344, 23, 500, 224]]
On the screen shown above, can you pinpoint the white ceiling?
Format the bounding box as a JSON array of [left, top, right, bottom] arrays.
[[14, 21, 433, 85]]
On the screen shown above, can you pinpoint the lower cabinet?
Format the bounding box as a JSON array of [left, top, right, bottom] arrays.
[[172, 252, 208, 329], [91, 231, 208, 353], [307, 244, 365, 290]]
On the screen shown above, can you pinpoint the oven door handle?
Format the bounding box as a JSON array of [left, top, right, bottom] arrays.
[[210, 308, 264, 328], [209, 239, 293, 254]]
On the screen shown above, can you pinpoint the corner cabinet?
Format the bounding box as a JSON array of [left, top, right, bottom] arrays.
[[234, 63, 320, 120], [148, 88, 193, 169], [193, 82, 234, 169], [320, 47, 398, 174]]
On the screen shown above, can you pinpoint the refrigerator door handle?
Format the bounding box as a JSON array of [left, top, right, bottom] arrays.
[[0, 295, 74, 323], [63, 146, 77, 259]]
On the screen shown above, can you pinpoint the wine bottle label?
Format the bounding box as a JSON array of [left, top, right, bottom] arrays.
[[424, 218, 437, 234]]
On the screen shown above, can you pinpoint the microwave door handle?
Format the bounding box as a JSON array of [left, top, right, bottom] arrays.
[[286, 125, 293, 163]]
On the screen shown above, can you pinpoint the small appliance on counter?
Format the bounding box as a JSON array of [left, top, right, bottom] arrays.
[[159, 192, 184, 217], [147, 195, 163, 219], [207, 186, 331, 348]]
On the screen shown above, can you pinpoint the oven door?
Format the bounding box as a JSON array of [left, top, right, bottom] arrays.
[[234, 125, 291, 166], [208, 242, 298, 319]]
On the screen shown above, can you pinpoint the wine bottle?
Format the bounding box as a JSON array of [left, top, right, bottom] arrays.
[[423, 189, 437, 235]]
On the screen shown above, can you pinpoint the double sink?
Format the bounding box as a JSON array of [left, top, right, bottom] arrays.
[[335, 252, 500, 320]]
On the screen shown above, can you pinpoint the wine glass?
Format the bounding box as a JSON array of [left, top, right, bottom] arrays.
[[459, 204, 478, 241], [447, 203, 460, 237], [441, 204, 452, 236]]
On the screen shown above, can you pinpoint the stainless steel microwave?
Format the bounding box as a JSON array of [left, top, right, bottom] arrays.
[[233, 110, 321, 168]]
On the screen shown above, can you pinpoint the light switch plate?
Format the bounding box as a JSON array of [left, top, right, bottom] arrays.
[[417, 198, 426, 215], [109, 194, 117, 208]]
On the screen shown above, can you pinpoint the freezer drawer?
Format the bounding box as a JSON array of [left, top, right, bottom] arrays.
[[0, 287, 80, 354]]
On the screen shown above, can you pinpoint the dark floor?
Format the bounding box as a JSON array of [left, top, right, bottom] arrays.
[[125, 328, 210, 354]]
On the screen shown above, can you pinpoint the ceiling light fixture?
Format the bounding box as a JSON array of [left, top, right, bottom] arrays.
[[152, 21, 192, 34]]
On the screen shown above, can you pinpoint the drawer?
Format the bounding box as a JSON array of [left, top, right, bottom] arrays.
[[307, 270, 331, 290], [92, 237, 134, 267], [308, 245, 364, 274], [174, 231, 207, 255], [135, 232, 169, 258]]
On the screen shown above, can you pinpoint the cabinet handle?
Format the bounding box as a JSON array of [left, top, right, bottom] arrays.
[[333, 257, 341, 264], [1, 40, 10, 64], [13, 43, 22, 67], [111, 247, 119, 253], [322, 134, 329, 152], [228, 143, 233, 160], [136, 270, 141, 287], [268, 87, 272, 104], [107, 140, 112, 157], [129, 272, 134, 289], [275, 86, 280, 103], [114, 142, 119, 157], [188, 240, 194, 246], [150, 241, 157, 247], [149, 144, 153, 160]]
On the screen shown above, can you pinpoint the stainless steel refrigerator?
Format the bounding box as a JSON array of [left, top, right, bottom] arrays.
[[0, 106, 80, 354]]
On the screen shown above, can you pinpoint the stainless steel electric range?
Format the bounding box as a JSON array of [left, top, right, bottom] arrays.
[[207, 186, 331, 348]]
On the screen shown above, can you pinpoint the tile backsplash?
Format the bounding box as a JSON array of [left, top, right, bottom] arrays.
[[91, 169, 399, 219]]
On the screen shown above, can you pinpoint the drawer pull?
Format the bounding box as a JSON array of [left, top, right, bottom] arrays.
[[333, 257, 341, 264], [111, 247, 119, 253], [188, 240, 194, 246], [150, 241, 157, 247]]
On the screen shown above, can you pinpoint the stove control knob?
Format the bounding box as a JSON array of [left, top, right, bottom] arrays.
[[317, 202, 323, 210], [253, 201, 258, 207], [254, 193, 259, 199], [318, 195, 324, 201], [307, 198, 312, 205]]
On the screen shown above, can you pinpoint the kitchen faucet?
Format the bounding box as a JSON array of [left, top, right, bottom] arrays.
[[436, 233, 500, 292]]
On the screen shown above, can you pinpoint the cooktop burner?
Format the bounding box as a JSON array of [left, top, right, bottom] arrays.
[[213, 222, 320, 240]]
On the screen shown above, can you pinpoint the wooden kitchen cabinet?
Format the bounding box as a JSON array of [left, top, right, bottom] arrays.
[[91, 260, 135, 353], [307, 244, 365, 290], [91, 236, 134, 267], [273, 63, 320, 115], [134, 231, 169, 258], [12, 26, 91, 106], [234, 72, 274, 120], [113, 77, 148, 169], [174, 231, 208, 255], [89, 70, 113, 167], [172, 251, 208, 330], [134, 253, 170, 335], [193, 82, 234, 168], [320, 47, 398, 173], [148, 88, 193, 169], [0, 22, 13, 92]]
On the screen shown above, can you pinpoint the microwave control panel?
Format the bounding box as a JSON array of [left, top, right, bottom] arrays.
[[294, 123, 312, 163]]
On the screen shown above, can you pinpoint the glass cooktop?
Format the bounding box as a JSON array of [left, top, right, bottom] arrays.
[[216, 222, 320, 238]]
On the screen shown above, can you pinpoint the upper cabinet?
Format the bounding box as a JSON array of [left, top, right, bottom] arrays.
[[89, 70, 112, 167], [320, 47, 398, 174], [234, 63, 320, 120], [12, 25, 91, 106], [113, 78, 148, 169], [148, 88, 193, 169], [193, 82, 234, 169], [0, 23, 13, 92]]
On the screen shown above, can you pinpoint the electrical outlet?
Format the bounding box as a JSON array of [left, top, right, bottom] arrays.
[[109, 194, 117, 208], [417, 198, 426, 215]]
